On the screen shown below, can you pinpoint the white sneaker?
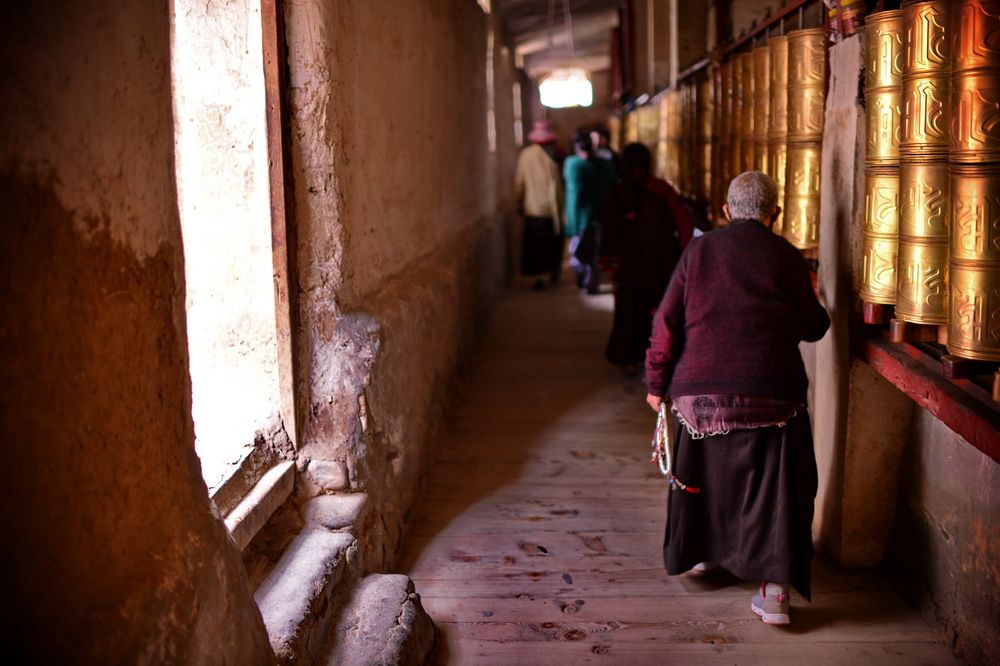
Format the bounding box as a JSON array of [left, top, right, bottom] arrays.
[[751, 583, 790, 625]]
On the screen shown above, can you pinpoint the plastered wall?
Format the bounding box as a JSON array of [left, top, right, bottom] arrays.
[[284, 0, 513, 568], [0, 2, 272, 662], [888, 412, 1000, 666]]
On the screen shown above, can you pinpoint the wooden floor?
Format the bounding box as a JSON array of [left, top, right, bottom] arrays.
[[401, 281, 958, 665]]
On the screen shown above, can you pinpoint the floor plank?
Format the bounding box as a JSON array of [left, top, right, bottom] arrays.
[[401, 282, 958, 664]]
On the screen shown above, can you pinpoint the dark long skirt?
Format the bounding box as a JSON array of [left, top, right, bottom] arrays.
[[663, 411, 818, 600], [606, 286, 658, 365], [521, 216, 562, 277]]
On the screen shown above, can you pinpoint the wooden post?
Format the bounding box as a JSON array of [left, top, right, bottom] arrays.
[[261, 0, 301, 447]]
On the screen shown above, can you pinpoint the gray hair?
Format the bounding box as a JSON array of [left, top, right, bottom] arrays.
[[727, 171, 779, 221]]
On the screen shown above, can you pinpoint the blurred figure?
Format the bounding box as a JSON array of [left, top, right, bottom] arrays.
[[515, 120, 565, 289], [563, 129, 616, 294], [645, 171, 830, 626], [590, 126, 621, 176], [602, 143, 694, 374]]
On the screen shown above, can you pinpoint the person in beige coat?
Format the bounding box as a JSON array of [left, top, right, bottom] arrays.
[[515, 120, 565, 289]]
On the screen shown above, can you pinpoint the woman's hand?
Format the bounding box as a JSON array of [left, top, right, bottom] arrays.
[[646, 393, 667, 412]]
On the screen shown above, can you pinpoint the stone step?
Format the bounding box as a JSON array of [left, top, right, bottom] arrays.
[[255, 528, 358, 664], [324, 574, 436, 666]]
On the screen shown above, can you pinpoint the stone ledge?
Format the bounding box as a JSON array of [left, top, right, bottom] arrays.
[[301, 493, 367, 531], [254, 529, 358, 665], [224, 460, 295, 551], [325, 574, 436, 666]]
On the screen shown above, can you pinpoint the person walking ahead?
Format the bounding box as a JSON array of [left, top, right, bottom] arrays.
[[644, 171, 830, 625], [563, 129, 615, 294], [515, 120, 565, 289]]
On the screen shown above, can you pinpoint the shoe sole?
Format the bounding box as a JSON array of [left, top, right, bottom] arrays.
[[751, 602, 790, 625]]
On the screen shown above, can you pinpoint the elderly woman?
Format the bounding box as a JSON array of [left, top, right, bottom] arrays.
[[645, 171, 830, 626]]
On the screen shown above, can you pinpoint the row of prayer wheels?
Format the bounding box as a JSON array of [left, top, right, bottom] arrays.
[[861, 0, 1000, 361], [643, 26, 828, 251], [703, 28, 828, 249], [652, 83, 711, 201]]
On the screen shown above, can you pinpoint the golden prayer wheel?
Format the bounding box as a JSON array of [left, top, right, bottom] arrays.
[[860, 167, 901, 304], [731, 55, 744, 183], [783, 144, 823, 250], [865, 10, 905, 169], [769, 36, 789, 140], [896, 158, 951, 323], [947, 263, 1000, 359], [718, 61, 733, 213], [787, 29, 827, 145], [768, 36, 789, 231], [753, 46, 770, 172], [740, 52, 755, 174], [710, 64, 725, 219], [696, 78, 712, 201], [900, 1, 951, 165], [781, 29, 827, 251], [947, 163, 1000, 359], [767, 142, 788, 234]]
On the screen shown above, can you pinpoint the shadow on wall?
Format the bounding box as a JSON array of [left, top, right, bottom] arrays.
[[0, 170, 272, 663]]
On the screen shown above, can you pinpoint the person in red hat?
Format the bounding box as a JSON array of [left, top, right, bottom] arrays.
[[515, 120, 565, 289]]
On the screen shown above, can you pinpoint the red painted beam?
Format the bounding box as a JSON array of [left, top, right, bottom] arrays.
[[860, 339, 1000, 464]]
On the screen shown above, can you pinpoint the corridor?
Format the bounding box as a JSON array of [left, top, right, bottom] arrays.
[[402, 282, 958, 664]]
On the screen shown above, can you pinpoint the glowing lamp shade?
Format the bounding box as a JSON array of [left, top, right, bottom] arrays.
[[539, 70, 593, 108]]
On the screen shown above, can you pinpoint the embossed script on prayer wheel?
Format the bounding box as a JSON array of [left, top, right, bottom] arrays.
[[865, 10, 905, 91], [951, 0, 1000, 73], [901, 74, 951, 156], [867, 89, 904, 165], [897, 158, 951, 323], [951, 73, 1000, 164], [740, 52, 755, 173], [783, 194, 821, 249], [948, 163, 1000, 359], [861, 167, 901, 304], [785, 144, 822, 198], [904, 1, 951, 75], [896, 241, 950, 323], [783, 144, 823, 250]]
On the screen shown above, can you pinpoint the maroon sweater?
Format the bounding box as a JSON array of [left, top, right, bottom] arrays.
[[645, 219, 830, 403]]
